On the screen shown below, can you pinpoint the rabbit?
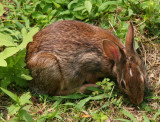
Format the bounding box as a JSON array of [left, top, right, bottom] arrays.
[[26, 20, 148, 105]]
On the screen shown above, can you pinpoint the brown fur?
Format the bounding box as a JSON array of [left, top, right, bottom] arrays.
[[26, 20, 148, 105]]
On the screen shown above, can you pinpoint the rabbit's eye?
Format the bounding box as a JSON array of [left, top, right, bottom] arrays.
[[129, 56, 135, 62], [121, 80, 126, 89]]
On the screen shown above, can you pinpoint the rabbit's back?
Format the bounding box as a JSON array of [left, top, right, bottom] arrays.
[[26, 20, 124, 61]]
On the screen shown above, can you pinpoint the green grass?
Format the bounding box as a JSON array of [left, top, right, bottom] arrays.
[[0, 0, 160, 121]]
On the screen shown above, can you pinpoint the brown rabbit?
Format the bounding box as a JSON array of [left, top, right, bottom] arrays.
[[26, 20, 148, 105]]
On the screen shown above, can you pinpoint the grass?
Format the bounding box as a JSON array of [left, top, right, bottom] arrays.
[[0, 0, 160, 121]]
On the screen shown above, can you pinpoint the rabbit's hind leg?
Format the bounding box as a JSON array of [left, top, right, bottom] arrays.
[[27, 52, 63, 95]]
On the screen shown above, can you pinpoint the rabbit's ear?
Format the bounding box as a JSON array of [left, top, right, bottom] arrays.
[[125, 22, 136, 54], [103, 39, 123, 62]]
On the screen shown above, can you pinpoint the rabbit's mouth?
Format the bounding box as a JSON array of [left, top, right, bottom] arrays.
[[129, 93, 144, 105]]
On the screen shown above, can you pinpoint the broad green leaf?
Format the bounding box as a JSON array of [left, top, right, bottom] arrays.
[[144, 93, 160, 100], [14, 20, 25, 29], [0, 78, 12, 89], [141, 1, 150, 9], [74, 13, 86, 20], [32, 11, 47, 20], [21, 74, 32, 80], [91, 94, 109, 100], [47, 108, 58, 118], [0, 87, 19, 102], [6, 49, 26, 67], [75, 93, 109, 109], [43, 0, 52, 3], [22, 16, 30, 29], [0, 114, 4, 121], [86, 86, 103, 93], [49, 9, 57, 17], [53, 1, 61, 8], [37, 108, 58, 122], [82, 9, 87, 14], [142, 103, 154, 111], [25, 27, 39, 40], [0, 59, 7, 67], [0, 33, 15, 47], [19, 109, 34, 122], [19, 92, 32, 106], [21, 27, 27, 36], [155, 18, 160, 23], [75, 96, 92, 109], [23, 105, 32, 111], [63, 102, 75, 106], [68, 0, 78, 9], [99, 103, 110, 110], [128, 8, 133, 17], [55, 93, 87, 99], [154, 109, 160, 120], [114, 119, 130, 122], [99, 1, 118, 12], [143, 115, 150, 122], [15, 78, 28, 87], [13, 0, 20, 9], [0, 3, 5, 16], [8, 117, 19, 122], [0, 28, 15, 34], [59, 10, 70, 16], [85, 1, 92, 14], [0, 47, 19, 59], [8, 104, 21, 115], [44, 4, 53, 13], [52, 98, 63, 109], [135, 40, 139, 49], [18, 27, 39, 50], [55, 115, 62, 120], [73, 6, 85, 11], [122, 109, 137, 122], [92, 112, 108, 121]]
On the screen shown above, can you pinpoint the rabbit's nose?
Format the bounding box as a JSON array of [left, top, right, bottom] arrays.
[[137, 96, 143, 105]]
